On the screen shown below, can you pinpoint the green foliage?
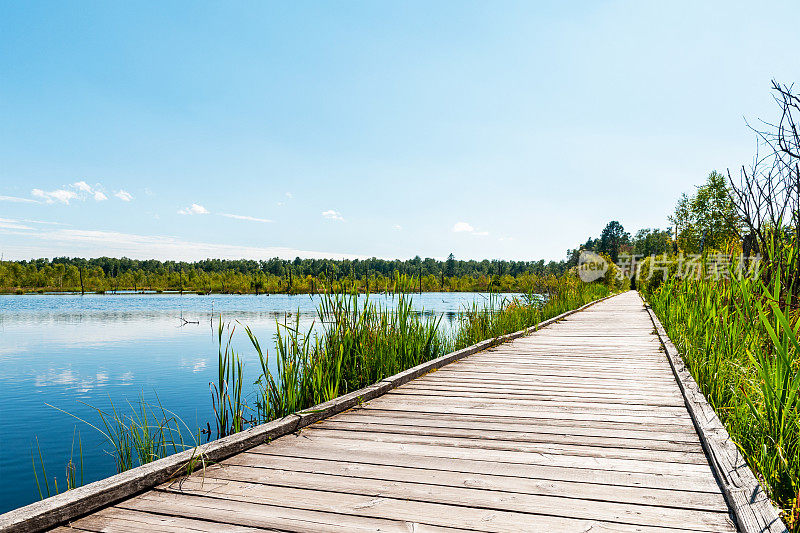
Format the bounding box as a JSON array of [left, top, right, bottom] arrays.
[[211, 322, 247, 438], [633, 228, 672, 256], [249, 292, 449, 422], [670, 171, 742, 253], [598, 221, 630, 263]]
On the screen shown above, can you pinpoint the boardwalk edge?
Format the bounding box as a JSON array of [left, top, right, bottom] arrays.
[[643, 297, 787, 533], [0, 291, 615, 532]]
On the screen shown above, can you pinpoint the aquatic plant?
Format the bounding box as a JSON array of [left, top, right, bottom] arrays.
[[210, 320, 248, 438], [644, 247, 800, 526]]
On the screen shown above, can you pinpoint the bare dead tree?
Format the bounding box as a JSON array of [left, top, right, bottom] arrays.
[[728, 80, 800, 296]]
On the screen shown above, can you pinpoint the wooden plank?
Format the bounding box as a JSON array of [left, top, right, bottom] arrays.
[[160, 476, 734, 532], [249, 432, 718, 477], [57, 506, 270, 532], [286, 426, 710, 464], [247, 445, 724, 494], [313, 419, 702, 452], [362, 399, 698, 427], [185, 466, 733, 530], [118, 491, 464, 532], [384, 388, 686, 409], [331, 410, 703, 441], [349, 407, 704, 434], [218, 452, 730, 510]]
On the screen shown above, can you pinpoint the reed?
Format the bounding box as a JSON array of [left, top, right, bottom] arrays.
[[210, 320, 248, 438], [43, 394, 198, 477], [248, 291, 450, 424], [454, 277, 612, 349], [644, 250, 800, 527]]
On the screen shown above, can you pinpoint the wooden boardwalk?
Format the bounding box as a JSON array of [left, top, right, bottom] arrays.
[[53, 292, 739, 532]]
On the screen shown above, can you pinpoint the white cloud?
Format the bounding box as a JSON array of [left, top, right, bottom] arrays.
[[72, 181, 108, 201], [0, 195, 37, 203], [22, 219, 68, 226], [32, 188, 79, 204], [285, 192, 293, 198], [220, 213, 273, 223], [73, 181, 93, 193], [322, 209, 344, 221], [452, 221, 488, 236], [27, 182, 112, 204], [0, 218, 33, 230], [115, 190, 133, 202], [0, 227, 366, 261], [393, 224, 402, 231], [178, 203, 209, 215]]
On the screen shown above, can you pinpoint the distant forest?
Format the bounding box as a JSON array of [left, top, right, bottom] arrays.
[[0, 254, 567, 294], [0, 223, 670, 294]]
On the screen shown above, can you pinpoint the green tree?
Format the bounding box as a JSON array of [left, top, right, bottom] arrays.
[[445, 253, 456, 277], [670, 171, 741, 253], [632, 228, 672, 257], [598, 221, 630, 263]]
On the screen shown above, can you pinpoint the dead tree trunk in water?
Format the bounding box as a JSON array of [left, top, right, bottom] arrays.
[[79, 267, 85, 295]]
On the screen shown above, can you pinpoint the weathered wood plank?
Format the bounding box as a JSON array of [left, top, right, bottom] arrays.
[[217, 453, 730, 510], [247, 446, 724, 493], [249, 432, 718, 477], [160, 476, 733, 532], [312, 419, 702, 452], [331, 410, 703, 441]]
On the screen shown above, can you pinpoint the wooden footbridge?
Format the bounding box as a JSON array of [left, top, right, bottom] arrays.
[[1, 292, 786, 532]]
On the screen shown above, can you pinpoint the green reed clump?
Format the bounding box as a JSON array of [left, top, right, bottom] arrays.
[[644, 252, 800, 527], [211, 320, 248, 438], [31, 430, 83, 500], [248, 291, 449, 423], [47, 394, 198, 475], [454, 276, 613, 349]]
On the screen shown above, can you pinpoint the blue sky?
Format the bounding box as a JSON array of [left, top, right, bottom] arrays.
[[1, 1, 798, 261]]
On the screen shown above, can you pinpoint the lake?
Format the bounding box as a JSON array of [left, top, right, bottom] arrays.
[[0, 291, 512, 513]]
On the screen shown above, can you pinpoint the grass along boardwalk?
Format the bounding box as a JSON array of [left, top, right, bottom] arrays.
[[15, 292, 783, 531]]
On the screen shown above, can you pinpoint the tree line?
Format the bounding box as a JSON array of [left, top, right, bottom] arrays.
[[0, 254, 574, 294]]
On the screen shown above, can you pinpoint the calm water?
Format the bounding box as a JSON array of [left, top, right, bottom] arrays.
[[0, 291, 511, 513]]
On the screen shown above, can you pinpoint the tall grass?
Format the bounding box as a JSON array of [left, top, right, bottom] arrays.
[[211, 321, 248, 438], [247, 292, 449, 423], [644, 251, 800, 527], [42, 394, 199, 478], [454, 278, 611, 349]]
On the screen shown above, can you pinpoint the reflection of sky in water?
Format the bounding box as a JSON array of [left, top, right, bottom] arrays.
[[0, 292, 515, 513]]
